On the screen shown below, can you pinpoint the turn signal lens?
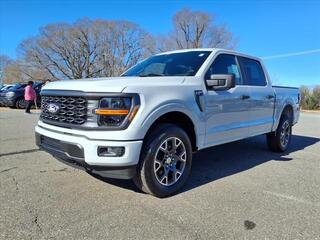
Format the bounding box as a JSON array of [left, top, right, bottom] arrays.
[[95, 109, 129, 115], [128, 106, 139, 122]]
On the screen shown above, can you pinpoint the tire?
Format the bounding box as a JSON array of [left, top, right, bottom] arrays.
[[15, 98, 26, 109], [267, 113, 292, 152], [134, 124, 192, 198]]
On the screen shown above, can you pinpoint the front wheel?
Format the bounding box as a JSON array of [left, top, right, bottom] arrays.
[[134, 124, 192, 198], [267, 114, 292, 152], [15, 98, 26, 109]]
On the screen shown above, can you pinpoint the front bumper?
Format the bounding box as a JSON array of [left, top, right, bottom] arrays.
[[0, 97, 15, 107], [35, 125, 143, 179]]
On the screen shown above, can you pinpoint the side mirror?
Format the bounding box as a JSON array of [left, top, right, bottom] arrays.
[[206, 74, 235, 90]]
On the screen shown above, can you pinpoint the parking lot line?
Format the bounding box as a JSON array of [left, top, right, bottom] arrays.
[[263, 190, 320, 207]]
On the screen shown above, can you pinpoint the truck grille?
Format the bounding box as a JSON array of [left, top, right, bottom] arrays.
[[40, 95, 87, 125]]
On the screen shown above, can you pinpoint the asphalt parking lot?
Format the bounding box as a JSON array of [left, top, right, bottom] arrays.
[[0, 108, 319, 240]]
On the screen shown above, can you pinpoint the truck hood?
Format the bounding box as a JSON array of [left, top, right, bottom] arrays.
[[43, 77, 185, 93]]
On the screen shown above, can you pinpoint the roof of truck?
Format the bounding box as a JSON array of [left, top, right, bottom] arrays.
[[157, 48, 262, 61], [156, 48, 222, 54]]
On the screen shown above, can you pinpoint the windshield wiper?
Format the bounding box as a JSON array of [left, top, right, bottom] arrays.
[[138, 73, 164, 77]]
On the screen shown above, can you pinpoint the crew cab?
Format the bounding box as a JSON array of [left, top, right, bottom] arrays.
[[35, 49, 300, 197]]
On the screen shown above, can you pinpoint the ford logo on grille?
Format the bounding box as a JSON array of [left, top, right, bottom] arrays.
[[47, 103, 60, 114]]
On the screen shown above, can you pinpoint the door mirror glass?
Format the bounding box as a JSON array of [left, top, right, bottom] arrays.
[[206, 74, 235, 90]]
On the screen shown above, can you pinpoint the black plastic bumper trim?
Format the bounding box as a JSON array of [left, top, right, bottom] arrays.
[[35, 133, 137, 179]]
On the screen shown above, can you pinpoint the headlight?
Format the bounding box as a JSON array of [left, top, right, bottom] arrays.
[[94, 96, 140, 128], [5, 92, 15, 98]]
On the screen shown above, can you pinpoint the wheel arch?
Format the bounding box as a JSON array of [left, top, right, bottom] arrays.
[[281, 104, 294, 123], [273, 103, 294, 131], [143, 111, 198, 152]]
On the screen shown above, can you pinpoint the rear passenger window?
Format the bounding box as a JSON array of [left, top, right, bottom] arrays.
[[238, 57, 267, 86], [205, 54, 242, 85]]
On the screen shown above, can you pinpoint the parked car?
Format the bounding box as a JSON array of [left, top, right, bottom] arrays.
[[35, 48, 300, 197], [0, 82, 43, 109], [0, 84, 15, 106]]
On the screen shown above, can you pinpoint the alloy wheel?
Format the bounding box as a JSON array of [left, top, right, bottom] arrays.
[[280, 120, 290, 148], [154, 137, 187, 186]]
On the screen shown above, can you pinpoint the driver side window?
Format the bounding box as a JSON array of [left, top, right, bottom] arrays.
[[205, 54, 242, 85]]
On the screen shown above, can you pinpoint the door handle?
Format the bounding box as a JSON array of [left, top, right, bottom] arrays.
[[266, 94, 274, 99], [240, 95, 250, 100]]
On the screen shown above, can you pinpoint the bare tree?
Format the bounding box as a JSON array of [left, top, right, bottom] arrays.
[[300, 85, 310, 109], [300, 85, 320, 110], [18, 19, 150, 81], [1, 60, 25, 84], [13, 9, 238, 81], [149, 35, 176, 53], [95, 20, 152, 77], [167, 8, 237, 50], [0, 55, 13, 84], [312, 85, 320, 109]]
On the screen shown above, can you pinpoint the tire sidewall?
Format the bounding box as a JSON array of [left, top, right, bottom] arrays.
[[276, 115, 292, 151], [141, 125, 192, 197], [16, 98, 26, 109]]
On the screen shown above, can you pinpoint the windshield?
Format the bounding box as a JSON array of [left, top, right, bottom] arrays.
[[122, 51, 211, 77], [1, 85, 12, 90], [11, 84, 26, 90]]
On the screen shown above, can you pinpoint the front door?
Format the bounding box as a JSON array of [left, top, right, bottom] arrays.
[[204, 54, 250, 147]]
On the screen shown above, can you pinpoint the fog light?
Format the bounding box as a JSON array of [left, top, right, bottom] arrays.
[[97, 146, 125, 157]]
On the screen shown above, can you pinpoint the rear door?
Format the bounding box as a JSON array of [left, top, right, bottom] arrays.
[[204, 54, 250, 147], [237, 57, 275, 136]]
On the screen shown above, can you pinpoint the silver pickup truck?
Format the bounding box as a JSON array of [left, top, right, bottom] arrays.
[[36, 48, 300, 197]]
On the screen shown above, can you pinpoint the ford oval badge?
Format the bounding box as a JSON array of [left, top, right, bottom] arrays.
[[47, 103, 60, 114]]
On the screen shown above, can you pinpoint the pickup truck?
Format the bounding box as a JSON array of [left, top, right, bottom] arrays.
[[35, 48, 300, 197]]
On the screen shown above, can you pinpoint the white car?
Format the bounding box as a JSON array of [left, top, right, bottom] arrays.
[[35, 48, 300, 197]]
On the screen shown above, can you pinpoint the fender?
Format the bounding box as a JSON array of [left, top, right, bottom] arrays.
[[272, 98, 295, 132], [140, 101, 206, 149]]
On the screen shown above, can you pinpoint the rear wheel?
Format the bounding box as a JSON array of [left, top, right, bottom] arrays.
[[267, 114, 292, 152], [15, 98, 26, 109], [134, 124, 192, 198]]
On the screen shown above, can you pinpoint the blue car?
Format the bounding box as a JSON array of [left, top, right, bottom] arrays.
[[0, 82, 43, 109]]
